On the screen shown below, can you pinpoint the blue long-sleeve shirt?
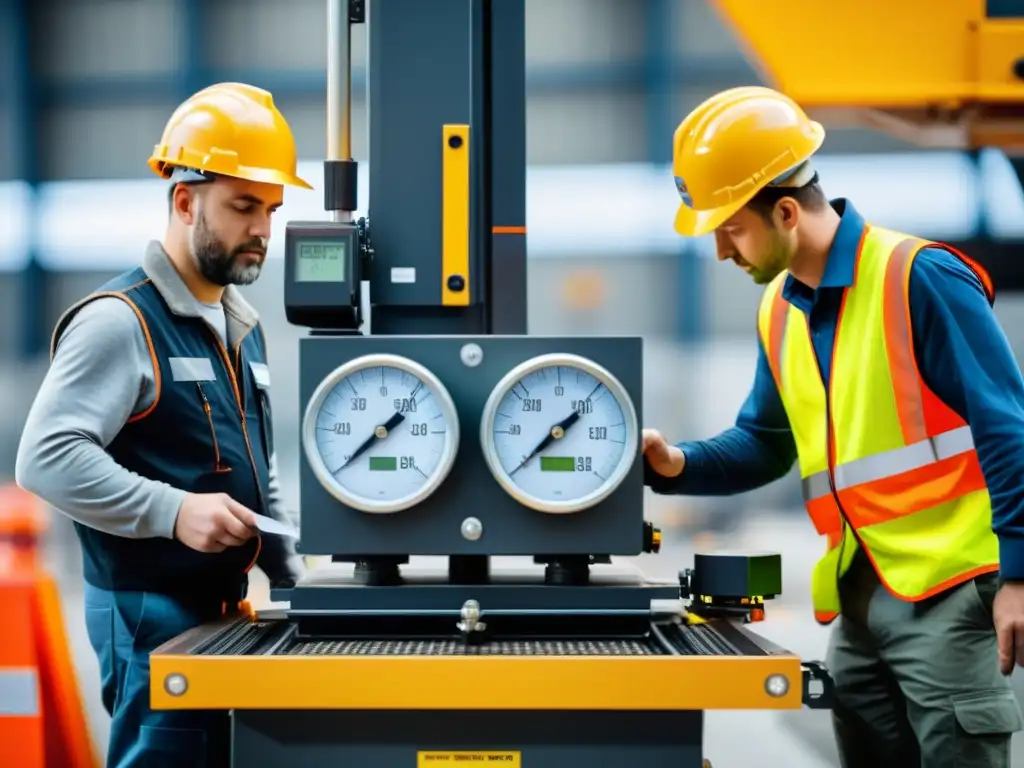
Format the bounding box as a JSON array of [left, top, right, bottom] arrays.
[[645, 199, 1024, 580]]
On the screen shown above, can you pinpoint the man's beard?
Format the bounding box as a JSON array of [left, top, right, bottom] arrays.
[[747, 232, 791, 285], [190, 210, 266, 287]]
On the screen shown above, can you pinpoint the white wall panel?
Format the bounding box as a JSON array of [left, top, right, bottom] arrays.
[[525, 0, 643, 66], [205, 0, 365, 72], [35, 0, 180, 79], [527, 92, 647, 165], [40, 103, 176, 179]]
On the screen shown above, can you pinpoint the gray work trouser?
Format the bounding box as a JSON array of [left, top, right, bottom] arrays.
[[827, 552, 1024, 768]]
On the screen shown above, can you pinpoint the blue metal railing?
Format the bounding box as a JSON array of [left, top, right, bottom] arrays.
[[8, 0, 45, 358], [31, 57, 753, 109], [644, 0, 705, 343]]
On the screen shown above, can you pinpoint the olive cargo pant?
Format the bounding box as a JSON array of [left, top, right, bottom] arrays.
[[827, 551, 1024, 767]]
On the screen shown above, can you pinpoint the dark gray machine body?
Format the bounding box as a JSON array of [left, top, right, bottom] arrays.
[[366, 0, 526, 334], [231, 710, 704, 768], [297, 335, 644, 558], [285, 560, 678, 615], [227, 1, 727, 765]]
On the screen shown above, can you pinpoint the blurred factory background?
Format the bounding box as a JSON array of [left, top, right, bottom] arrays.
[[4, 0, 1024, 765]]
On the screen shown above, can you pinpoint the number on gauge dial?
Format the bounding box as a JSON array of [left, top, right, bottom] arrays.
[[311, 365, 449, 505], [490, 364, 629, 505]]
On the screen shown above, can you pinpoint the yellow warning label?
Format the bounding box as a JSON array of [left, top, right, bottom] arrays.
[[417, 751, 521, 766]]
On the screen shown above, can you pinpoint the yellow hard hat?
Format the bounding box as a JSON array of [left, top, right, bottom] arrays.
[[672, 86, 825, 237], [148, 82, 312, 190]]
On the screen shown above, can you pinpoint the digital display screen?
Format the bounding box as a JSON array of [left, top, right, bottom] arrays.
[[294, 240, 347, 282], [369, 456, 397, 471], [540, 456, 575, 472]]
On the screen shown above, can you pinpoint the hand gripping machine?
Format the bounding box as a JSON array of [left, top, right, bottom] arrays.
[[149, 2, 834, 765]]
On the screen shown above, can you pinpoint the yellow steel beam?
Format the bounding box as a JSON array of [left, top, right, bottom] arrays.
[[150, 627, 804, 712], [708, 0, 1024, 149]]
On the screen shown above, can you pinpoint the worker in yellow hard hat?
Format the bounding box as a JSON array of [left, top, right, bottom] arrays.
[[643, 86, 1024, 766], [16, 82, 309, 768]]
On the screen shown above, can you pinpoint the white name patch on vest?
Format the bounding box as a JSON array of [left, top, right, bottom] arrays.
[[169, 356, 216, 382], [250, 362, 270, 389]]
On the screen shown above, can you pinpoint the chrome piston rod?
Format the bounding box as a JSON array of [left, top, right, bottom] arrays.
[[326, 0, 353, 223]]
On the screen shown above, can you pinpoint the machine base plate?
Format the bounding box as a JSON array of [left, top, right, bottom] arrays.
[[282, 559, 681, 618], [150, 612, 803, 711], [231, 709, 706, 768]]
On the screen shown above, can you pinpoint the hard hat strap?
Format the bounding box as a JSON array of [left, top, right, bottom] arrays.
[[167, 166, 216, 185], [768, 160, 816, 189]]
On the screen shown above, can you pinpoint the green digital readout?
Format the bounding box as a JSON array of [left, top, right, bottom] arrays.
[[295, 241, 347, 282], [540, 456, 575, 472], [369, 456, 397, 471]]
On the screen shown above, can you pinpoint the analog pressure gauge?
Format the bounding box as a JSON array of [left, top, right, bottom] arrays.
[[302, 354, 460, 513], [480, 353, 639, 514]]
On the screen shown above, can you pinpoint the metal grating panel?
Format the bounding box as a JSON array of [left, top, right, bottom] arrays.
[[191, 621, 287, 656], [187, 620, 747, 658], [283, 638, 663, 656], [668, 624, 742, 657]]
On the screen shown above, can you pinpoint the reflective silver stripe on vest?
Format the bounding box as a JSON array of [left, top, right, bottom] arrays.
[[801, 425, 975, 501], [0, 668, 38, 716]]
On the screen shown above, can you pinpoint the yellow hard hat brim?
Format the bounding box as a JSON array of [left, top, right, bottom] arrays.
[[674, 195, 751, 238], [235, 165, 314, 191], [153, 160, 314, 191]]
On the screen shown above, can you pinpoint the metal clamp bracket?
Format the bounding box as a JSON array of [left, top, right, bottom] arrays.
[[801, 660, 836, 709], [456, 599, 488, 645]]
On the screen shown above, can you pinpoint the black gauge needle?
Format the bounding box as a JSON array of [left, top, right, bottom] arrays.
[[511, 410, 581, 475], [332, 411, 405, 473]]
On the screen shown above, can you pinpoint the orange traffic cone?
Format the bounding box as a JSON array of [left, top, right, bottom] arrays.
[[0, 485, 98, 767]]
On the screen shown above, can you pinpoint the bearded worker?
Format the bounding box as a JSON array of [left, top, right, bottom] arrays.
[[642, 86, 1024, 767], [15, 83, 308, 768]]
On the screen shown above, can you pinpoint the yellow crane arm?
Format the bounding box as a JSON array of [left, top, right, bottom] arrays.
[[708, 0, 1024, 150]]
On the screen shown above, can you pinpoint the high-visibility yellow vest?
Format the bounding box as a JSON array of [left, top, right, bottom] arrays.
[[756, 224, 999, 624]]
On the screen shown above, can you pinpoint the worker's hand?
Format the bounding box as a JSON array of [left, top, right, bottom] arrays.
[[174, 492, 258, 554], [994, 581, 1024, 674], [642, 428, 685, 478]]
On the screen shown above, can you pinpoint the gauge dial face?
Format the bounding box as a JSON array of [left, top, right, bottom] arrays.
[[481, 354, 638, 513], [302, 355, 459, 513]]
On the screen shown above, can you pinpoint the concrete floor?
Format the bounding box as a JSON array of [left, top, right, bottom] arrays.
[[41, 507, 1024, 767]]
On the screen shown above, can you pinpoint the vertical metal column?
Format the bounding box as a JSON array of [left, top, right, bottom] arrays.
[[482, 0, 527, 335], [645, 0, 703, 343], [10, 0, 46, 359], [178, 0, 207, 99], [368, 0, 523, 336]]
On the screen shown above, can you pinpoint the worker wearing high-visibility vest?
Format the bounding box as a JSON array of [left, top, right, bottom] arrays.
[[15, 83, 308, 768], [644, 86, 1024, 767]]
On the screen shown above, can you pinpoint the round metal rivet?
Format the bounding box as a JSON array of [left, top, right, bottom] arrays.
[[460, 343, 484, 367]]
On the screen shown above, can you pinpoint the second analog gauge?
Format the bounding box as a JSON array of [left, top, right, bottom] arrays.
[[480, 353, 639, 514], [302, 354, 460, 513]]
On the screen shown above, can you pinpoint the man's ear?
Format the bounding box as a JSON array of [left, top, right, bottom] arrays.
[[774, 197, 800, 232], [171, 183, 198, 226]]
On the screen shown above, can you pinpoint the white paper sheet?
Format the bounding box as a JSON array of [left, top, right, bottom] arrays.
[[254, 515, 300, 539]]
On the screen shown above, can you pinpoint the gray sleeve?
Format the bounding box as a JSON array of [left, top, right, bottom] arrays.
[[266, 453, 298, 528], [14, 297, 187, 539], [258, 452, 306, 584]]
